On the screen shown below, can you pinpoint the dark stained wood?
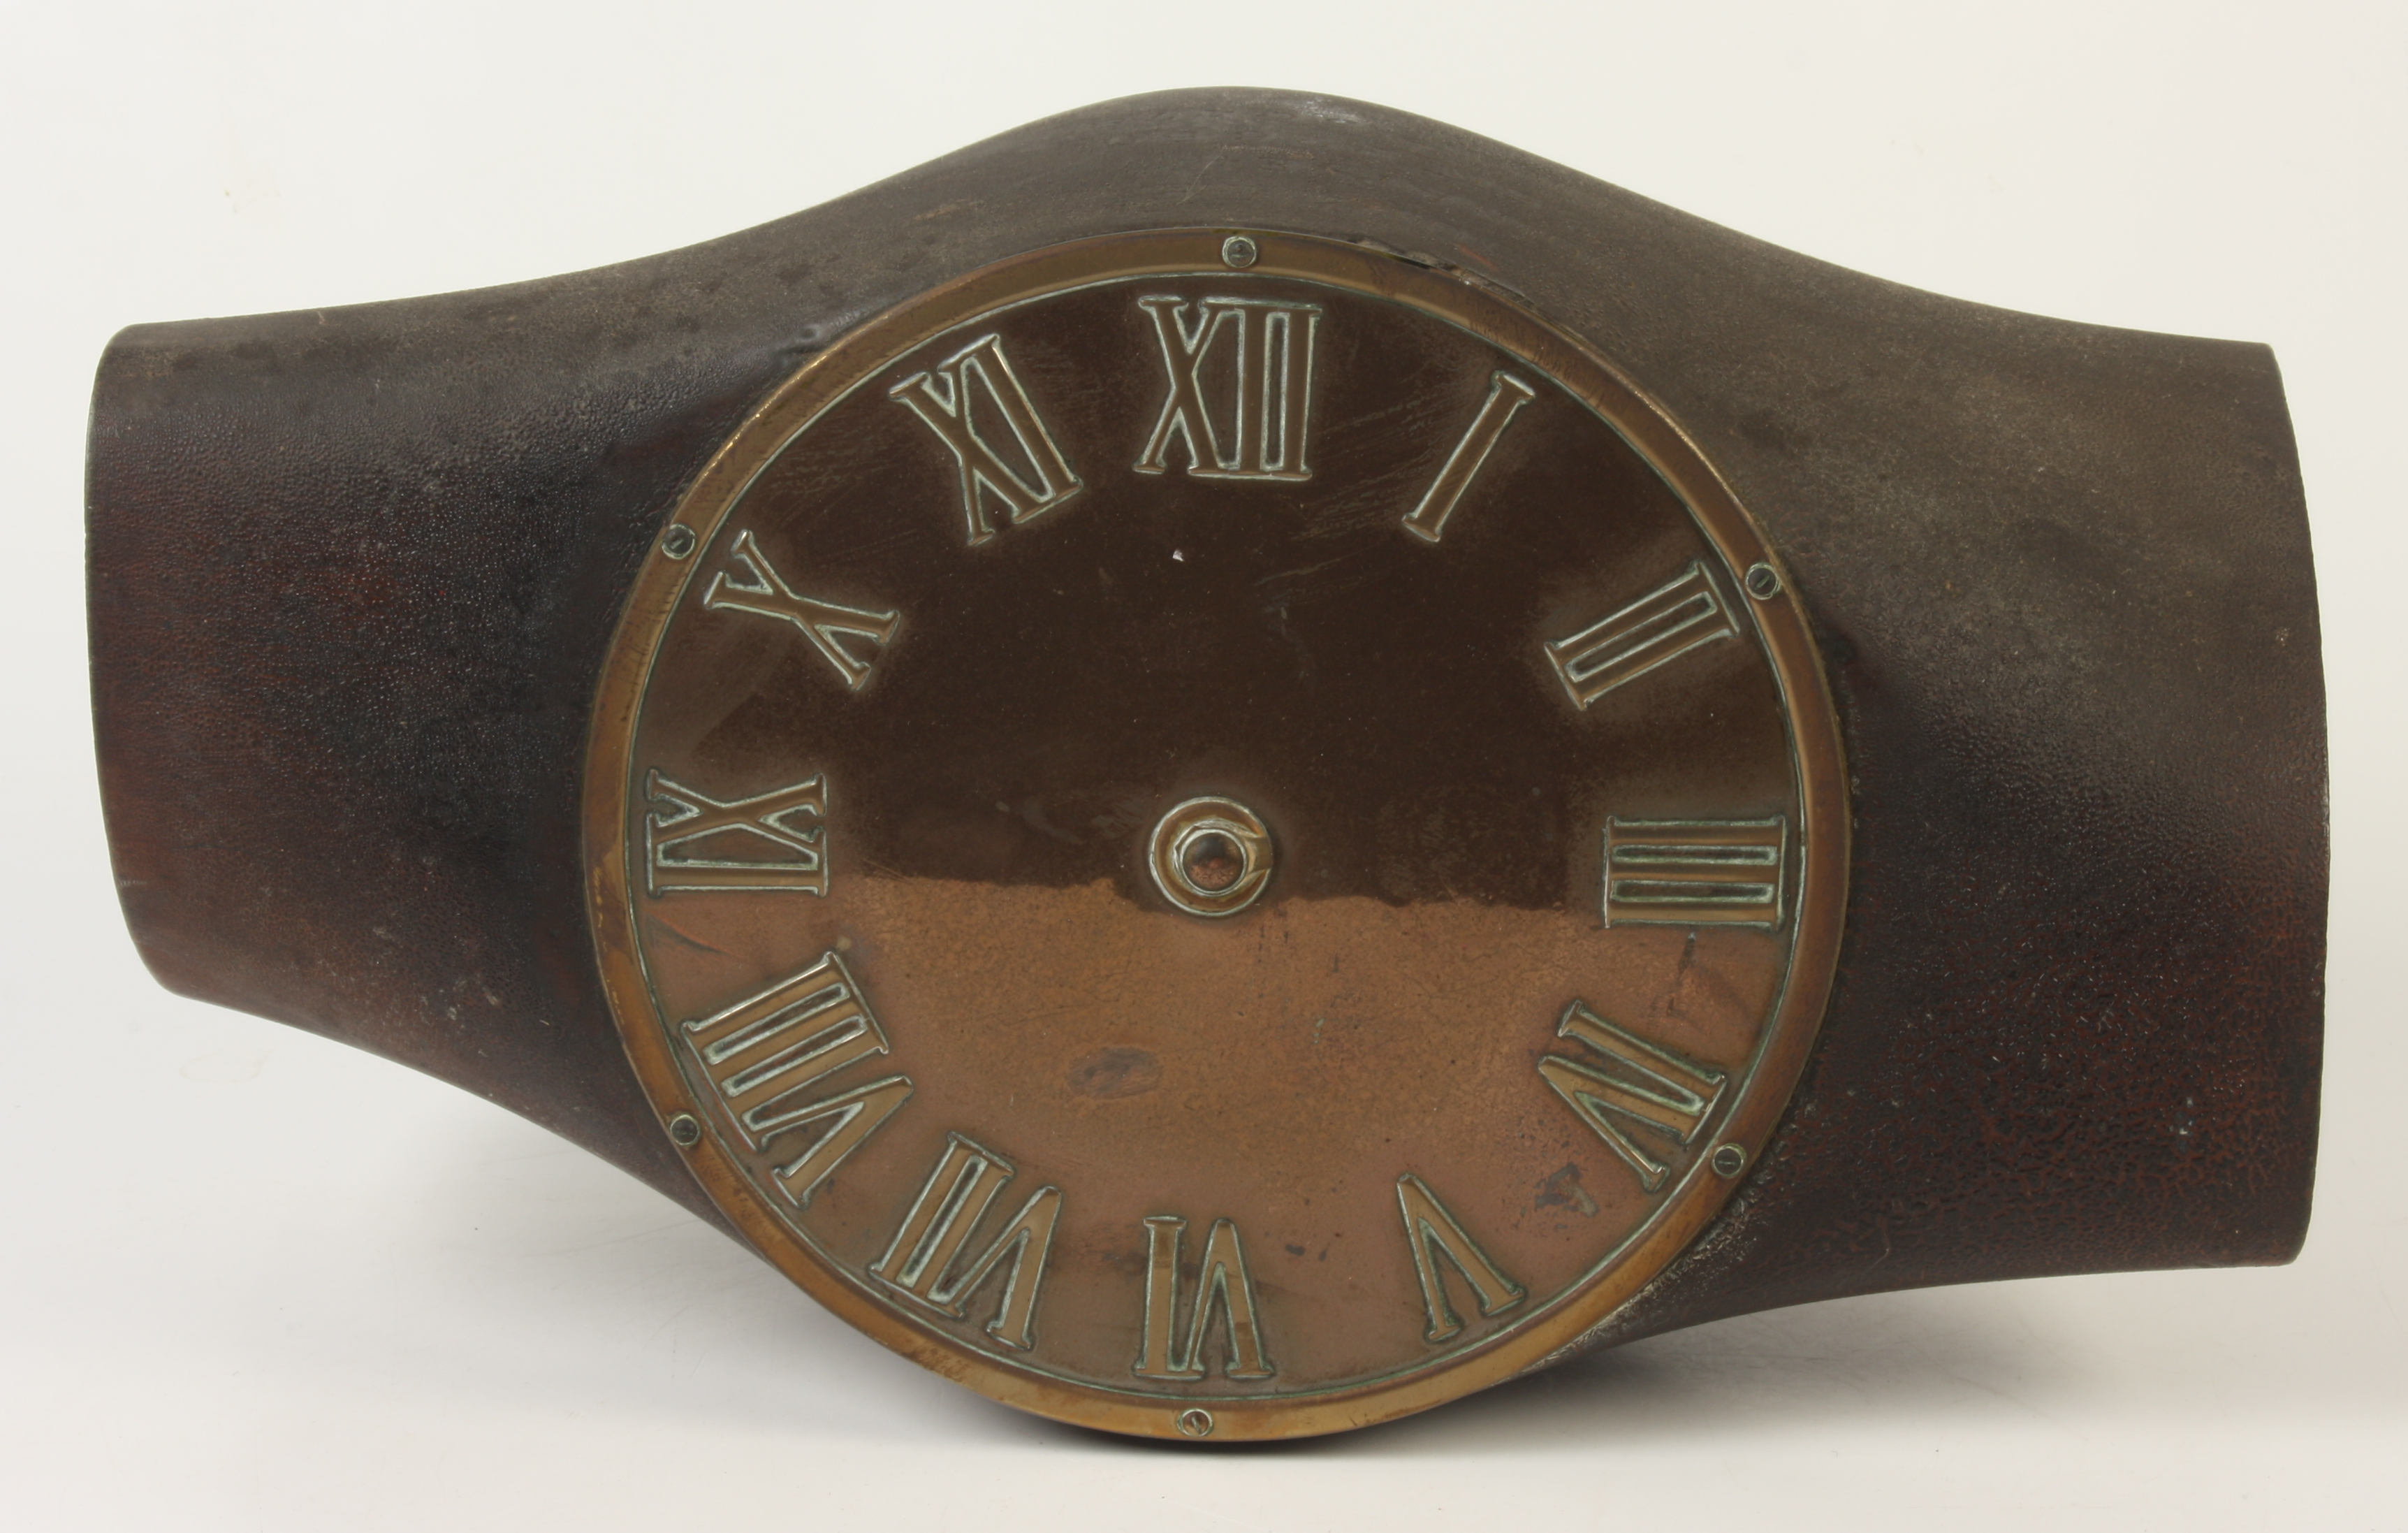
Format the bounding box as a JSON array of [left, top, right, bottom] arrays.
[[86, 88, 2323, 1360]]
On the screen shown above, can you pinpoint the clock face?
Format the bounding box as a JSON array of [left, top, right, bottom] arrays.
[[586, 231, 1846, 1439]]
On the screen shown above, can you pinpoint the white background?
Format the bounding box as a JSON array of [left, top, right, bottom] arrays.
[[4, 2, 2402, 1527]]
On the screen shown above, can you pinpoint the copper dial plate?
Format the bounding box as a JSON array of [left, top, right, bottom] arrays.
[[586, 230, 1846, 1439]]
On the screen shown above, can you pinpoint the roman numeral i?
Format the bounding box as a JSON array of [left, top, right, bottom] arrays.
[[1401, 371, 1536, 544]]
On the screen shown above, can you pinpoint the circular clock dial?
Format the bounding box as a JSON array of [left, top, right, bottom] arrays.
[[587, 231, 1845, 1439]]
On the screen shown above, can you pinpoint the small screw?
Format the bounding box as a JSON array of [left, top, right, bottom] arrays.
[[1710, 1142, 1747, 1177], [1220, 235, 1258, 270], [669, 1113, 703, 1147], [662, 524, 699, 560], [1176, 1407, 1215, 1439], [1744, 562, 1781, 600]]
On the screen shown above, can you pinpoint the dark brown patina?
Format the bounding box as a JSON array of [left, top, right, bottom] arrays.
[[588, 234, 1844, 1432], [85, 87, 2323, 1439]]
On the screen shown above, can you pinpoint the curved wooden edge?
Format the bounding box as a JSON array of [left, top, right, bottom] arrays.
[[86, 89, 2323, 1365]]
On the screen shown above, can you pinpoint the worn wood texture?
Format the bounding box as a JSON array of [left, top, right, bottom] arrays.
[[87, 88, 2324, 1343]]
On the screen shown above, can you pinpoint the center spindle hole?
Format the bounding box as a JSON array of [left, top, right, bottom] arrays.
[[1182, 831, 1243, 892], [1148, 797, 1273, 917]]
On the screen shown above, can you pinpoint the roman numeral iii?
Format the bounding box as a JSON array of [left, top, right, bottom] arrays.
[[1603, 815, 1788, 928]]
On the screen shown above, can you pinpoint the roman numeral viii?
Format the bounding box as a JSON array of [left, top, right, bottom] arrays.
[[679, 951, 913, 1207], [1538, 1001, 1728, 1193]]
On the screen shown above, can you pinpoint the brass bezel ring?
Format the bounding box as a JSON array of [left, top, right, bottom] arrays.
[[583, 227, 1850, 1442]]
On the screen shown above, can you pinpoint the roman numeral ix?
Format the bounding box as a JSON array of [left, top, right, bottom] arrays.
[[645, 769, 829, 895]]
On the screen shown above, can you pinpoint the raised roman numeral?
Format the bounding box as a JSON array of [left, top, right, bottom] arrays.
[[680, 951, 912, 1207], [1545, 561, 1737, 708], [1401, 372, 1536, 544], [1395, 1173, 1524, 1344], [645, 769, 828, 895], [1133, 295, 1320, 482], [703, 529, 900, 690], [870, 1133, 1061, 1351], [889, 333, 1083, 546], [1538, 1001, 1727, 1193], [1603, 815, 1787, 927], [1131, 1214, 1276, 1381]]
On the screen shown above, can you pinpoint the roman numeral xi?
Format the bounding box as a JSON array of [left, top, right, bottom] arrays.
[[890, 333, 1083, 546]]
